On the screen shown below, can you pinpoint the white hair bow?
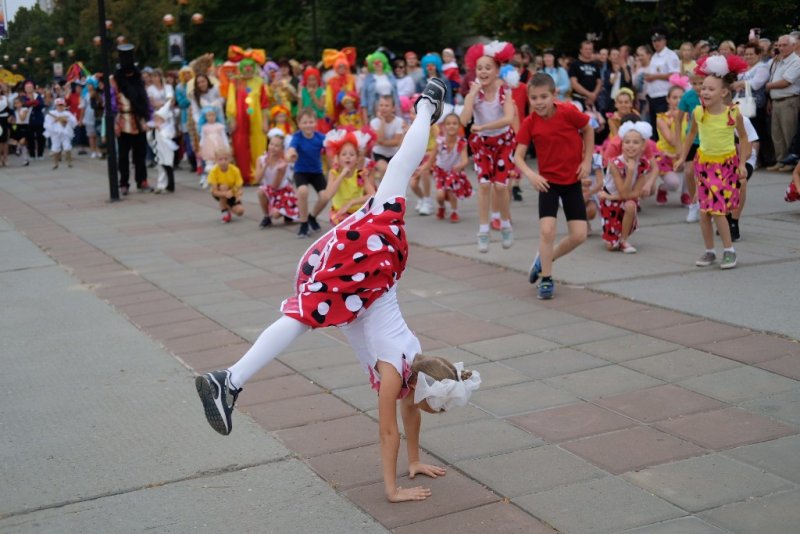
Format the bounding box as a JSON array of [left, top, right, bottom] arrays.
[[618, 121, 653, 140], [414, 362, 481, 412]]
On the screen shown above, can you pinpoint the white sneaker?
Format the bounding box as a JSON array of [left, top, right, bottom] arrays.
[[415, 199, 423, 213], [686, 202, 700, 223], [477, 232, 489, 253], [501, 227, 514, 249], [419, 198, 434, 216], [620, 241, 637, 254]]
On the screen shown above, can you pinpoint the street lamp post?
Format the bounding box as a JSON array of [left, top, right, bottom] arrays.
[[97, 3, 119, 201], [162, 0, 203, 64]]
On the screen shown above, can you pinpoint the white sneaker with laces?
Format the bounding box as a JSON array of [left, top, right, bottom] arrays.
[[419, 197, 434, 216], [686, 202, 700, 223]]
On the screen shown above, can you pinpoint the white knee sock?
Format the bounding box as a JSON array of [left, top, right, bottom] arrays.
[[374, 99, 434, 204], [228, 316, 310, 389]]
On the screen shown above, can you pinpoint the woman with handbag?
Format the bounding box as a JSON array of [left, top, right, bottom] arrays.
[[732, 43, 773, 168]]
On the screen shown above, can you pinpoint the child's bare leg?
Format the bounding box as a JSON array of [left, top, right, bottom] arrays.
[[231, 203, 245, 217], [552, 220, 588, 262], [297, 184, 310, 221], [539, 217, 557, 277], [374, 99, 434, 204], [477, 183, 491, 225], [621, 201, 636, 240], [586, 201, 597, 220], [684, 165, 697, 199], [494, 183, 511, 221], [257, 189, 270, 215], [436, 189, 446, 206], [713, 213, 732, 248], [410, 173, 424, 199], [228, 316, 310, 389], [699, 211, 714, 249], [311, 191, 328, 218], [447, 190, 457, 210], [216, 195, 229, 211], [421, 170, 432, 198]]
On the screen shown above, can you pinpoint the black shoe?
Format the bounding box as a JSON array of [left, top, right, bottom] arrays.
[[120, 186, 129, 196], [307, 214, 321, 232], [730, 221, 740, 242], [297, 223, 310, 238], [283, 216, 294, 224], [780, 154, 799, 166], [259, 216, 272, 228], [512, 186, 523, 201], [415, 77, 447, 124], [195, 370, 241, 436]]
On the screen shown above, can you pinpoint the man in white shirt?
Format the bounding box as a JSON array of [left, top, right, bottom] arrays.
[[766, 35, 800, 171], [645, 29, 680, 142]]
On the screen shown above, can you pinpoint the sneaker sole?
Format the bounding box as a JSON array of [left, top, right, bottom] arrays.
[[537, 291, 554, 300], [195, 375, 231, 435], [695, 261, 715, 267], [720, 261, 737, 270]]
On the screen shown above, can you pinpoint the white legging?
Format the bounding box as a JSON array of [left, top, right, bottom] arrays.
[[228, 98, 434, 389]]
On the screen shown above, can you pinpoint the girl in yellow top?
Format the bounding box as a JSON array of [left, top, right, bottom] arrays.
[[655, 84, 686, 204], [321, 130, 376, 224], [208, 146, 245, 223], [675, 55, 749, 270]]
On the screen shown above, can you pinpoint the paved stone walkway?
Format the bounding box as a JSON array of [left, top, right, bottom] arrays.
[[2, 158, 799, 533]]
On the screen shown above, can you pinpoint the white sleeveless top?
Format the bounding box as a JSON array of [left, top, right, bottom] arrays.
[[435, 136, 466, 171], [472, 85, 509, 137]]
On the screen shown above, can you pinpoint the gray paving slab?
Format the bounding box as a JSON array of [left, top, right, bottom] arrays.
[[460, 333, 560, 360], [420, 419, 543, 463], [623, 454, 793, 512], [456, 445, 606, 498], [0, 231, 384, 532], [469, 380, 579, 417], [0, 461, 387, 533], [0, 226, 56, 271], [724, 434, 800, 484], [514, 476, 686, 534], [592, 260, 800, 340], [544, 365, 664, 400], [503, 348, 610, 379], [679, 366, 800, 403], [621, 516, 728, 533], [573, 334, 683, 363], [739, 387, 800, 426], [698, 490, 800, 534], [621, 348, 742, 382]]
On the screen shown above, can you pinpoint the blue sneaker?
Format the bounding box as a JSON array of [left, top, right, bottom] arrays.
[[537, 279, 555, 300], [528, 253, 542, 284]]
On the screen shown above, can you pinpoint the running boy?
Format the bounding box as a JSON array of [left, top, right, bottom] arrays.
[[514, 73, 594, 299]]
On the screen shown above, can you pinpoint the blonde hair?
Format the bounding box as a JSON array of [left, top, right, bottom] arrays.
[[214, 146, 232, 159], [411, 354, 473, 382]]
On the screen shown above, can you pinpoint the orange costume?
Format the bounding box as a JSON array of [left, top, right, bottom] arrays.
[[224, 46, 270, 185], [323, 47, 357, 125]]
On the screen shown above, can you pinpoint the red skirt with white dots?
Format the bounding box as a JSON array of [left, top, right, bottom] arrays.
[[280, 196, 408, 328]]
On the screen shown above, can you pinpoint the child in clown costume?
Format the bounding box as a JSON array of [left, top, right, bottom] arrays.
[[270, 105, 294, 135], [44, 98, 77, 169], [337, 91, 363, 129], [323, 47, 358, 126], [196, 79, 483, 504], [225, 47, 270, 185]]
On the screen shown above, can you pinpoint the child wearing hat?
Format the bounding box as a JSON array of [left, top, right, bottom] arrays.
[[44, 98, 78, 169]]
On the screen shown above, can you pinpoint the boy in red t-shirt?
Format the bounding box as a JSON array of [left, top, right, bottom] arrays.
[[514, 73, 594, 299]]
